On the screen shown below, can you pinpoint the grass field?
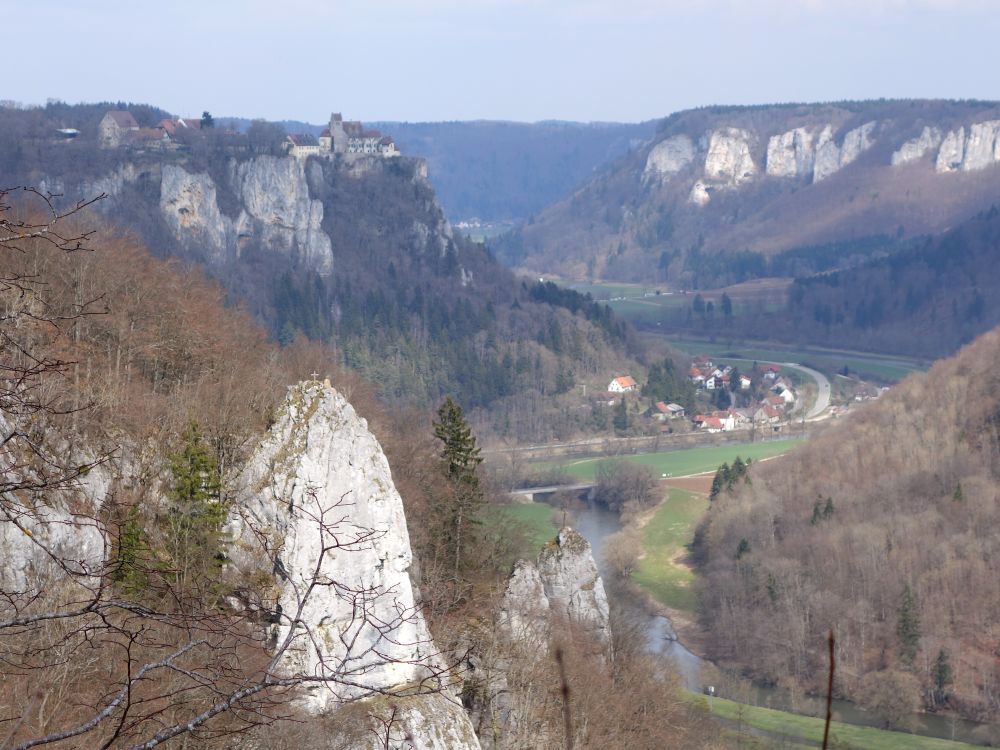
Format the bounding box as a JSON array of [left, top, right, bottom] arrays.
[[494, 502, 559, 549], [540, 440, 802, 483], [632, 488, 707, 612], [706, 696, 981, 750]]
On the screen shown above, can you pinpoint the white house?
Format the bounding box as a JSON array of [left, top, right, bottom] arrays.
[[608, 375, 638, 393]]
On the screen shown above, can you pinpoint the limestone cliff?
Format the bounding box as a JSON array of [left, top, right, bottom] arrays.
[[499, 527, 610, 649], [506, 100, 1000, 282], [891, 126, 942, 166], [226, 381, 481, 749], [160, 157, 333, 272], [643, 134, 696, 182]]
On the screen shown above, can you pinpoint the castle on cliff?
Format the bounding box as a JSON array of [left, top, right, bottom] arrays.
[[285, 113, 398, 159]]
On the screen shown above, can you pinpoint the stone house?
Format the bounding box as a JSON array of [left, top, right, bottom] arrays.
[[98, 110, 139, 148]]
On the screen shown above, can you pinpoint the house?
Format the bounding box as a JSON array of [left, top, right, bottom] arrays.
[[739, 374, 752, 390], [776, 387, 796, 405], [754, 405, 783, 424], [765, 394, 786, 409], [701, 416, 725, 433], [759, 363, 782, 380], [665, 402, 686, 418], [692, 355, 714, 368], [608, 375, 638, 393], [158, 118, 203, 138], [285, 133, 322, 158], [98, 110, 139, 147]]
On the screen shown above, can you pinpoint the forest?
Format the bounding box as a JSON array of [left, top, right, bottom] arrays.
[[0, 101, 642, 444], [696, 327, 1000, 732], [0, 197, 718, 748]]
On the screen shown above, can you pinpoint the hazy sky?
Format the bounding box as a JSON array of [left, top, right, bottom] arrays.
[[5, 0, 998, 123]]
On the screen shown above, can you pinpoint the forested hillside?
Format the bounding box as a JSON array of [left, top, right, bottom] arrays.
[[0, 101, 638, 442], [697, 327, 1000, 727], [0, 203, 717, 749], [500, 99, 1000, 284]]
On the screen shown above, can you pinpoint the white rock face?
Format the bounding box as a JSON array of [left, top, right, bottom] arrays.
[[891, 126, 943, 166], [160, 165, 232, 264], [812, 125, 841, 182], [703, 127, 756, 185], [0, 417, 109, 592], [961, 120, 1000, 172], [231, 156, 333, 273], [936, 127, 966, 172], [500, 528, 610, 649], [643, 135, 696, 182], [766, 127, 815, 178], [840, 121, 878, 167], [227, 382, 480, 748], [813, 121, 878, 182], [159, 157, 334, 273]]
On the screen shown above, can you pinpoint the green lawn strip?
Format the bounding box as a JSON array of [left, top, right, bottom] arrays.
[[540, 440, 801, 483], [632, 488, 707, 612], [706, 696, 978, 750], [493, 502, 559, 549]]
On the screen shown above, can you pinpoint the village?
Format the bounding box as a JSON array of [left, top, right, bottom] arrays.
[[92, 109, 398, 158], [599, 356, 801, 436]]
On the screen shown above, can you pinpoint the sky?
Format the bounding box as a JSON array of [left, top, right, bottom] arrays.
[[5, 0, 998, 124]]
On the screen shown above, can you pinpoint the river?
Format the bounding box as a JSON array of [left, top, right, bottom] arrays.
[[562, 499, 989, 746]]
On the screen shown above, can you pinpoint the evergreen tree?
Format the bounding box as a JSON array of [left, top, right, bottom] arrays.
[[710, 470, 725, 501], [896, 584, 922, 666], [433, 397, 484, 578], [933, 649, 953, 705], [953, 482, 964, 502], [735, 537, 750, 559], [823, 496, 835, 519], [164, 420, 225, 600], [200, 110, 214, 128], [613, 396, 630, 432], [111, 504, 148, 597]]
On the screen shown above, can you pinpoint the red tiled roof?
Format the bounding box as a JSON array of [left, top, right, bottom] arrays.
[[655, 401, 670, 414], [613, 375, 637, 389], [320, 128, 331, 137]]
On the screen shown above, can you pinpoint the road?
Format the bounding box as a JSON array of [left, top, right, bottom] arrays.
[[783, 362, 831, 419], [721, 357, 831, 420]]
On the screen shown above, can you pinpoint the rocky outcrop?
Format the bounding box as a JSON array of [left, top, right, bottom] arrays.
[[840, 121, 877, 167], [962, 120, 1000, 171], [643, 135, 696, 182], [813, 121, 878, 182], [892, 126, 943, 166], [160, 166, 233, 264], [160, 157, 333, 273], [766, 127, 814, 178], [703, 127, 756, 186], [500, 527, 610, 649], [226, 381, 480, 748], [935, 122, 1000, 173], [936, 127, 966, 172]]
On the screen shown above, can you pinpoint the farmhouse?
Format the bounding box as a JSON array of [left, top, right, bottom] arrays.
[[608, 375, 638, 393], [99, 111, 139, 147]]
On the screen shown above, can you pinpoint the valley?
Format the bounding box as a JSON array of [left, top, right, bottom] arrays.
[[4, 85, 1000, 749]]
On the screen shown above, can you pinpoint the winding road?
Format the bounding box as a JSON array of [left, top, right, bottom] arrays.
[[723, 358, 831, 420]]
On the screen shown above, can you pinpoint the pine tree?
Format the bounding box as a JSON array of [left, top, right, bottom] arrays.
[[164, 420, 225, 600], [823, 497, 835, 519], [933, 649, 953, 705], [953, 482, 964, 502], [613, 396, 630, 432], [433, 397, 484, 579], [112, 504, 148, 597], [896, 584, 922, 666]]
